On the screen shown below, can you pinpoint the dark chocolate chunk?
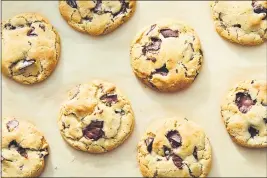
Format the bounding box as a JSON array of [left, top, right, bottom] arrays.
[[232, 24, 241, 28], [235, 92, 255, 114], [114, 109, 125, 116], [27, 27, 37, 36], [66, 0, 77, 8], [112, 0, 129, 16], [4, 23, 16, 30], [193, 146, 198, 160], [83, 120, 104, 141], [160, 29, 179, 38], [142, 37, 162, 54], [6, 119, 19, 132], [248, 126, 259, 138], [147, 57, 157, 63], [100, 94, 118, 105], [93, 0, 102, 13], [166, 130, 182, 148], [152, 64, 169, 76], [39, 24, 45, 31], [172, 154, 183, 169], [8, 140, 28, 158], [252, 1, 267, 16], [145, 137, 154, 153]]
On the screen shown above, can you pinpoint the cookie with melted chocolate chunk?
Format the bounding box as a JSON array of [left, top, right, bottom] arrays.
[[130, 20, 203, 92], [1, 13, 60, 84], [221, 80, 267, 148], [59, 0, 136, 35], [210, 1, 267, 45], [137, 117, 212, 177], [58, 80, 135, 153], [2, 117, 49, 177]]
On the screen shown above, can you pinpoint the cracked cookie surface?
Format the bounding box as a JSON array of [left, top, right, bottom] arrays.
[[210, 1, 267, 45], [59, 0, 136, 35], [137, 117, 212, 177], [1, 117, 49, 177], [2, 13, 60, 84], [221, 80, 267, 148], [130, 20, 203, 92], [58, 80, 135, 153]]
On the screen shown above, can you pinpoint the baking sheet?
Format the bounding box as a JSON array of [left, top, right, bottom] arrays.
[[2, 1, 267, 177]]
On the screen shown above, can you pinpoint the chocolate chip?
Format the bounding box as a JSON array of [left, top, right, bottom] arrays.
[[112, 0, 129, 16], [114, 109, 125, 116], [83, 120, 104, 141], [93, 0, 102, 13], [39, 24, 45, 31], [8, 141, 28, 158], [100, 94, 118, 105], [199, 49, 203, 56], [193, 146, 198, 160], [142, 37, 162, 54], [4, 23, 16, 30], [218, 12, 223, 21], [6, 119, 19, 132], [146, 24, 156, 35], [84, 16, 93, 22], [264, 118, 267, 124], [147, 57, 156, 63], [248, 126, 259, 138], [235, 92, 255, 114], [251, 80, 255, 84], [152, 64, 169, 76], [166, 130, 182, 148], [163, 145, 172, 160], [160, 29, 179, 38], [252, 1, 267, 16], [145, 137, 154, 153], [66, 0, 77, 8], [27, 27, 37, 36], [232, 24, 241, 28], [172, 154, 183, 169]]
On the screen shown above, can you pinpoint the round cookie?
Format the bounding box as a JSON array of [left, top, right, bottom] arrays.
[[210, 1, 267, 45], [221, 80, 267, 148], [58, 80, 135, 153], [59, 0, 136, 35], [130, 20, 203, 92], [1, 13, 60, 84], [1, 117, 49, 177], [137, 117, 212, 177]]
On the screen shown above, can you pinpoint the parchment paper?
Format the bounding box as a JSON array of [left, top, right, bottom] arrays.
[[2, 1, 267, 177]]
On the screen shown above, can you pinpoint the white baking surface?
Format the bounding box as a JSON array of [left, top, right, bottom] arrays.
[[2, 1, 267, 177]]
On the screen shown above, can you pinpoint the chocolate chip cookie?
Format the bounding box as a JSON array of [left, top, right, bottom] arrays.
[[59, 0, 136, 35], [137, 117, 212, 177], [2, 13, 60, 84], [210, 1, 267, 45], [58, 80, 135, 153], [221, 80, 267, 148], [1, 117, 49, 177], [130, 20, 203, 92]]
